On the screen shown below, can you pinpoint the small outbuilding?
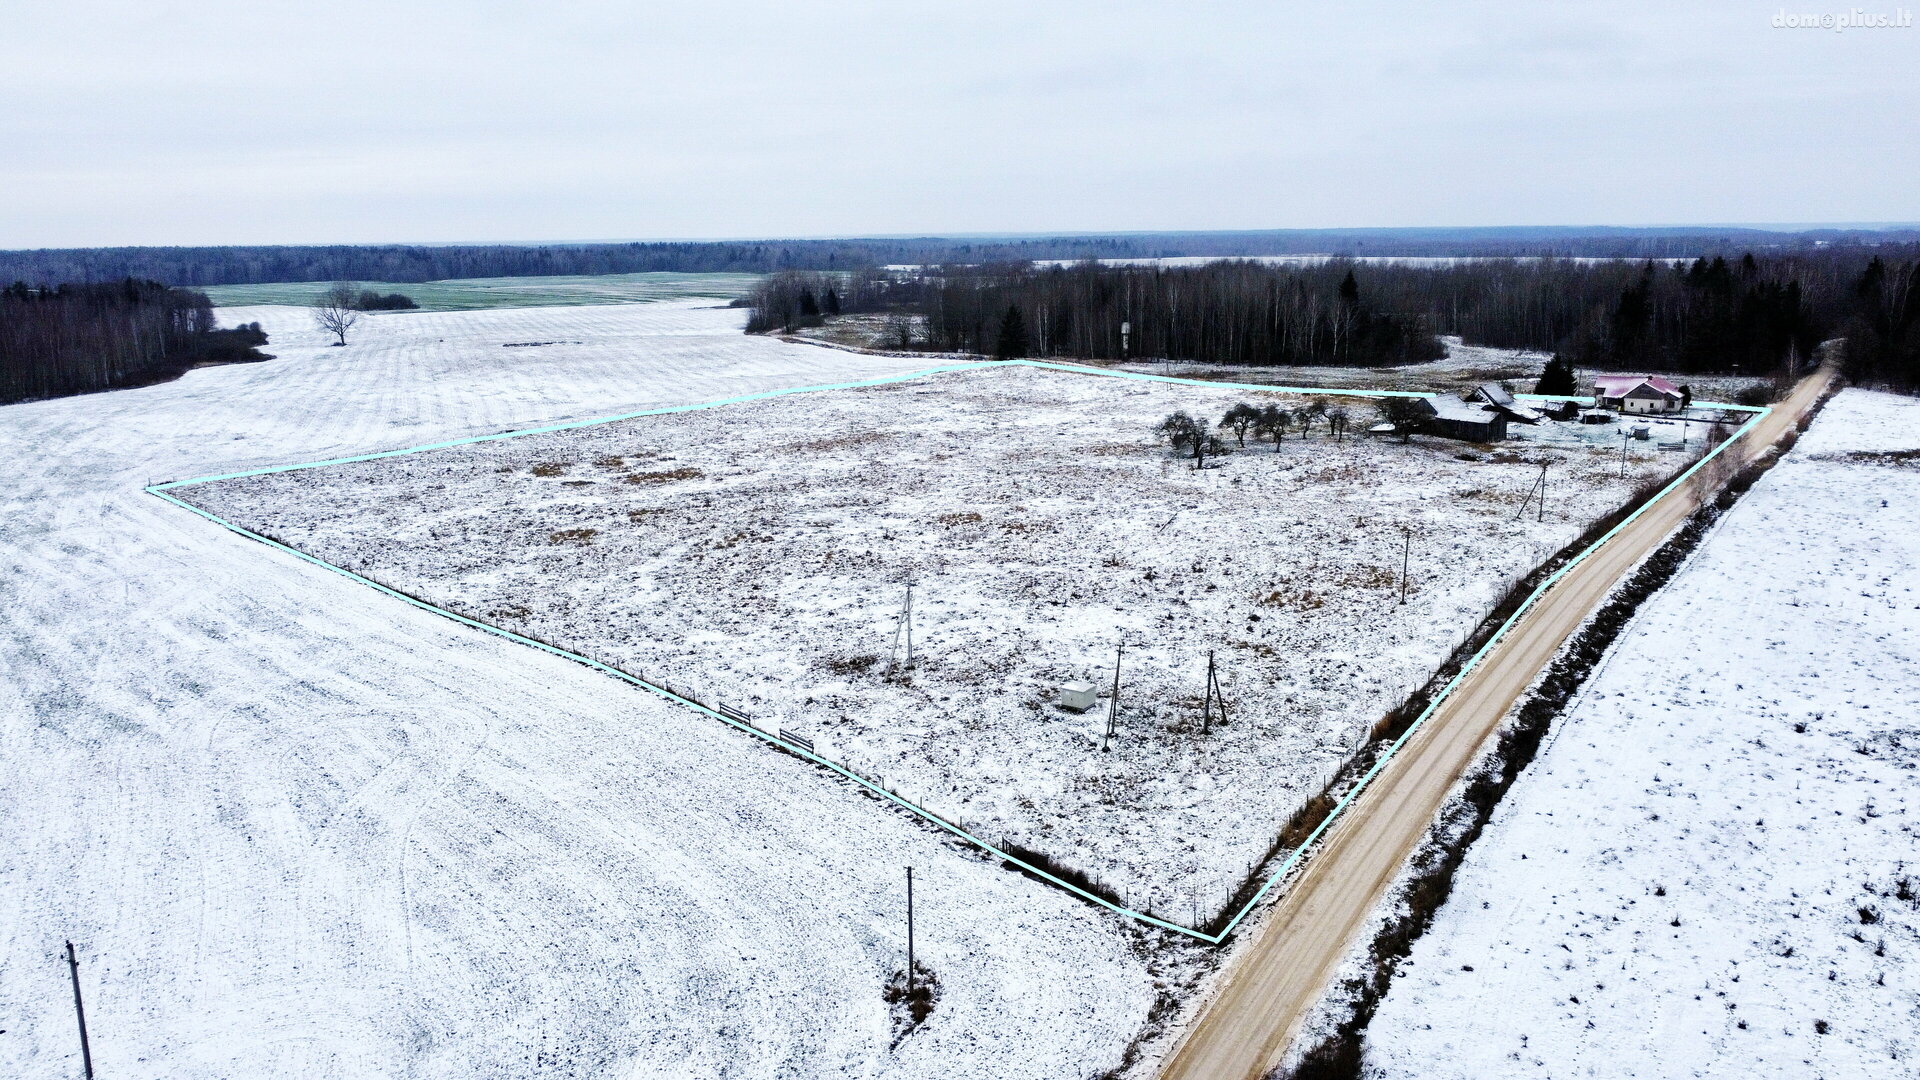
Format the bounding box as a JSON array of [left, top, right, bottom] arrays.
[[1415, 394, 1509, 443], [1593, 374, 1684, 414], [1474, 382, 1544, 424]]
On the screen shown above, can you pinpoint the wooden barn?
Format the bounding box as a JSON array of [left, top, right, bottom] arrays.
[[1416, 394, 1509, 442], [1474, 381, 1544, 424]]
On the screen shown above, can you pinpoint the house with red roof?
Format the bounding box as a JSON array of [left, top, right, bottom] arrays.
[[1592, 374, 1685, 414]]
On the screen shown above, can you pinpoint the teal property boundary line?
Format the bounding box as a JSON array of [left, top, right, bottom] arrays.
[[145, 357, 1769, 944]]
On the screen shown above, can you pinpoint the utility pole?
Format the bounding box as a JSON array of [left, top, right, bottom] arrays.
[[1399, 525, 1412, 605], [1513, 462, 1549, 522], [889, 582, 915, 672], [1620, 430, 1629, 478], [65, 941, 93, 1080], [906, 867, 915, 992], [1200, 650, 1228, 734], [1102, 643, 1124, 752]]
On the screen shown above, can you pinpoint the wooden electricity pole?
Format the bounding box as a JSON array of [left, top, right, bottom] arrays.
[[906, 866, 915, 991], [1399, 526, 1412, 605], [1514, 463, 1548, 522], [1201, 650, 1228, 734], [65, 941, 93, 1080], [889, 583, 915, 672], [1102, 643, 1124, 752]]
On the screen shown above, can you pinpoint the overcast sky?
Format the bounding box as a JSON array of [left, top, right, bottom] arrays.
[[4, 1, 1916, 247]]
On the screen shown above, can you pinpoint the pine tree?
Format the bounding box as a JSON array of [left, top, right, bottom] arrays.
[[823, 288, 841, 316], [994, 304, 1028, 359], [1338, 270, 1360, 305], [798, 290, 820, 318]]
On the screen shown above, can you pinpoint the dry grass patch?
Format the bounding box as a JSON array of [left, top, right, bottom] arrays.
[[547, 527, 599, 545], [822, 653, 881, 676], [623, 466, 704, 484], [1839, 448, 1920, 468], [530, 462, 570, 477], [798, 430, 891, 452], [935, 511, 983, 526], [1260, 586, 1328, 612]]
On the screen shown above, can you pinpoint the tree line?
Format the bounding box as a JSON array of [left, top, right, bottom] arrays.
[[748, 246, 1920, 388], [7, 226, 1916, 287], [1846, 256, 1920, 390], [753, 262, 1445, 367], [1, 280, 270, 405]]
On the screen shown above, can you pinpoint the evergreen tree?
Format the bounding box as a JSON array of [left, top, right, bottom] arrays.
[[823, 287, 841, 316], [1534, 354, 1579, 396], [798, 289, 821, 317], [1610, 272, 1652, 365], [994, 304, 1028, 359], [1338, 270, 1360, 305]]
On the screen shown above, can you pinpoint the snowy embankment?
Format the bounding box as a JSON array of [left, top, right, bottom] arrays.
[[1363, 388, 1920, 1078], [0, 301, 1151, 1080], [179, 354, 1689, 919]]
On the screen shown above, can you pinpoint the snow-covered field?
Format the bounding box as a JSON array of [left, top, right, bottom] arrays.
[[1364, 388, 1920, 1078], [0, 301, 1154, 1080], [176, 354, 1689, 918]]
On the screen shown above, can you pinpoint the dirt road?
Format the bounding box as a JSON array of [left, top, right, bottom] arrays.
[[1158, 369, 1835, 1080]]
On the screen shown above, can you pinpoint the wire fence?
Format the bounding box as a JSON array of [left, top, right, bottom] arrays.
[[140, 358, 1785, 944]]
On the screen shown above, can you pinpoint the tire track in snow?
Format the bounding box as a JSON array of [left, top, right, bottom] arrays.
[[1, 301, 1152, 1080]]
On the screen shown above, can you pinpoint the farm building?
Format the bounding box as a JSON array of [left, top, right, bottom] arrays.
[[1473, 382, 1544, 424], [1416, 394, 1509, 442], [1593, 374, 1685, 414]]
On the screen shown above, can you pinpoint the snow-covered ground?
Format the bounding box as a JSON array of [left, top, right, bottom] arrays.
[[0, 301, 1154, 1080], [177, 354, 1689, 918], [1364, 388, 1920, 1078], [1112, 337, 1771, 403]]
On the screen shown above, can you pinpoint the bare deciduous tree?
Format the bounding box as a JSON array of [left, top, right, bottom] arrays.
[[1253, 404, 1290, 450], [312, 281, 361, 346], [1302, 397, 1330, 438], [1375, 397, 1429, 443], [1158, 410, 1227, 468], [1327, 404, 1353, 442], [1220, 402, 1261, 447]]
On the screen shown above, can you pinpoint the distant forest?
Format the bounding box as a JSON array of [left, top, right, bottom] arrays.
[[749, 246, 1920, 388], [1, 280, 270, 405], [750, 262, 1443, 367], [5, 225, 1918, 287]]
